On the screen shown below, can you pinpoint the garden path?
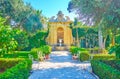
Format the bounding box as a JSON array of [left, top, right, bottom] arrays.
[[29, 51, 97, 79]]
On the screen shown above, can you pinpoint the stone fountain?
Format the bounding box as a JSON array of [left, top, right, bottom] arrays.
[[59, 39, 62, 46]]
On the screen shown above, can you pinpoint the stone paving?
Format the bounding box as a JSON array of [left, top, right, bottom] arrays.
[[29, 51, 97, 79]]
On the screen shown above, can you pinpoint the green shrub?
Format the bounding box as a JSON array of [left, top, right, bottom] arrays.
[[0, 58, 32, 79], [41, 45, 51, 55], [27, 31, 47, 50], [16, 51, 30, 58], [0, 58, 20, 71], [79, 52, 90, 61], [30, 45, 51, 60], [78, 48, 88, 51], [3, 51, 30, 58], [102, 60, 120, 71], [30, 48, 41, 60], [70, 46, 87, 55], [3, 54, 16, 58], [69, 46, 78, 55], [109, 44, 120, 59], [92, 54, 115, 60], [91, 60, 120, 79]]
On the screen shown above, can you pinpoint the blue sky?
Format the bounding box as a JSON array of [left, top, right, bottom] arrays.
[[23, 0, 76, 20]]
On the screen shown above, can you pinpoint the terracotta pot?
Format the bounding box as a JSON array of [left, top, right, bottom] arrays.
[[45, 54, 50, 59], [72, 55, 77, 60]]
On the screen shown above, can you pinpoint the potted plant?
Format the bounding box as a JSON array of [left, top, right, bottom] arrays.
[[70, 46, 79, 60], [42, 45, 51, 59], [38, 51, 45, 61]]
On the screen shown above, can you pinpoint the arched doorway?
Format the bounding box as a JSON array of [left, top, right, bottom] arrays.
[[57, 27, 64, 44]]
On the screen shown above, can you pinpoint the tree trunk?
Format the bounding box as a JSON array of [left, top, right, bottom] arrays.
[[103, 37, 107, 49], [111, 35, 115, 46], [76, 28, 79, 47], [98, 26, 103, 49]]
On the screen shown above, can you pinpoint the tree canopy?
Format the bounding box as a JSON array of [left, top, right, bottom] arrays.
[[0, 0, 45, 33], [68, 0, 120, 30]]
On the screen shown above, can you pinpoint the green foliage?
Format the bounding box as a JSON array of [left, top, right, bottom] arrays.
[[0, 17, 18, 54], [109, 44, 120, 59], [102, 60, 120, 71], [0, 0, 44, 32], [23, 14, 43, 33], [28, 31, 47, 50], [91, 60, 120, 79], [70, 46, 79, 55], [72, 27, 86, 38], [68, 0, 120, 41], [105, 35, 111, 48], [30, 48, 41, 60], [2, 51, 30, 58], [0, 58, 20, 71], [79, 52, 90, 61], [74, 18, 78, 26], [0, 58, 32, 79], [72, 27, 98, 48], [116, 34, 120, 44], [15, 51, 30, 58], [68, 0, 106, 24], [92, 54, 115, 60], [12, 29, 29, 50], [70, 46, 88, 55], [40, 45, 51, 55], [30, 45, 51, 60]]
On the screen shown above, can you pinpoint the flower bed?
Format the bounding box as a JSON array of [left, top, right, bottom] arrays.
[[91, 60, 120, 79], [0, 58, 32, 79]]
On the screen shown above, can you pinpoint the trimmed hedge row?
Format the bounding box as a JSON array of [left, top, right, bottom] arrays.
[[0, 58, 20, 71], [0, 58, 32, 79], [91, 60, 120, 79], [2, 51, 30, 58], [79, 53, 115, 62], [92, 54, 115, 60], [79, 52, 90, 61], [102, 60, 120, 71]]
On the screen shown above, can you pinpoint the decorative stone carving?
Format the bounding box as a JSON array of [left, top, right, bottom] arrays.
[[65, 16, 70, 21], [49, 11, 71, 22]]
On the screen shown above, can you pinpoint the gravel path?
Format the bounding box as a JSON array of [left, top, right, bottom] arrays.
[[29, 51, 97, 79]]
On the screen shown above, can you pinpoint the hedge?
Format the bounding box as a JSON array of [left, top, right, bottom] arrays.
[[91, 60, 120, 79], [0, 58, 32, 79], [92, 54, 115, 60], [0, 58, 20, 71], [102, 60, 120, 71], [3, 51, 30, 58], [79, 52, 90, 61]]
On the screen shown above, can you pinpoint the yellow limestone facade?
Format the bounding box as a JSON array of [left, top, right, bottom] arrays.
[[46, 11, 73, 47]]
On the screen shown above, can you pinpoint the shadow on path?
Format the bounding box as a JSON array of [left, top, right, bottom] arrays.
[[29, 51, 97, 79]]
